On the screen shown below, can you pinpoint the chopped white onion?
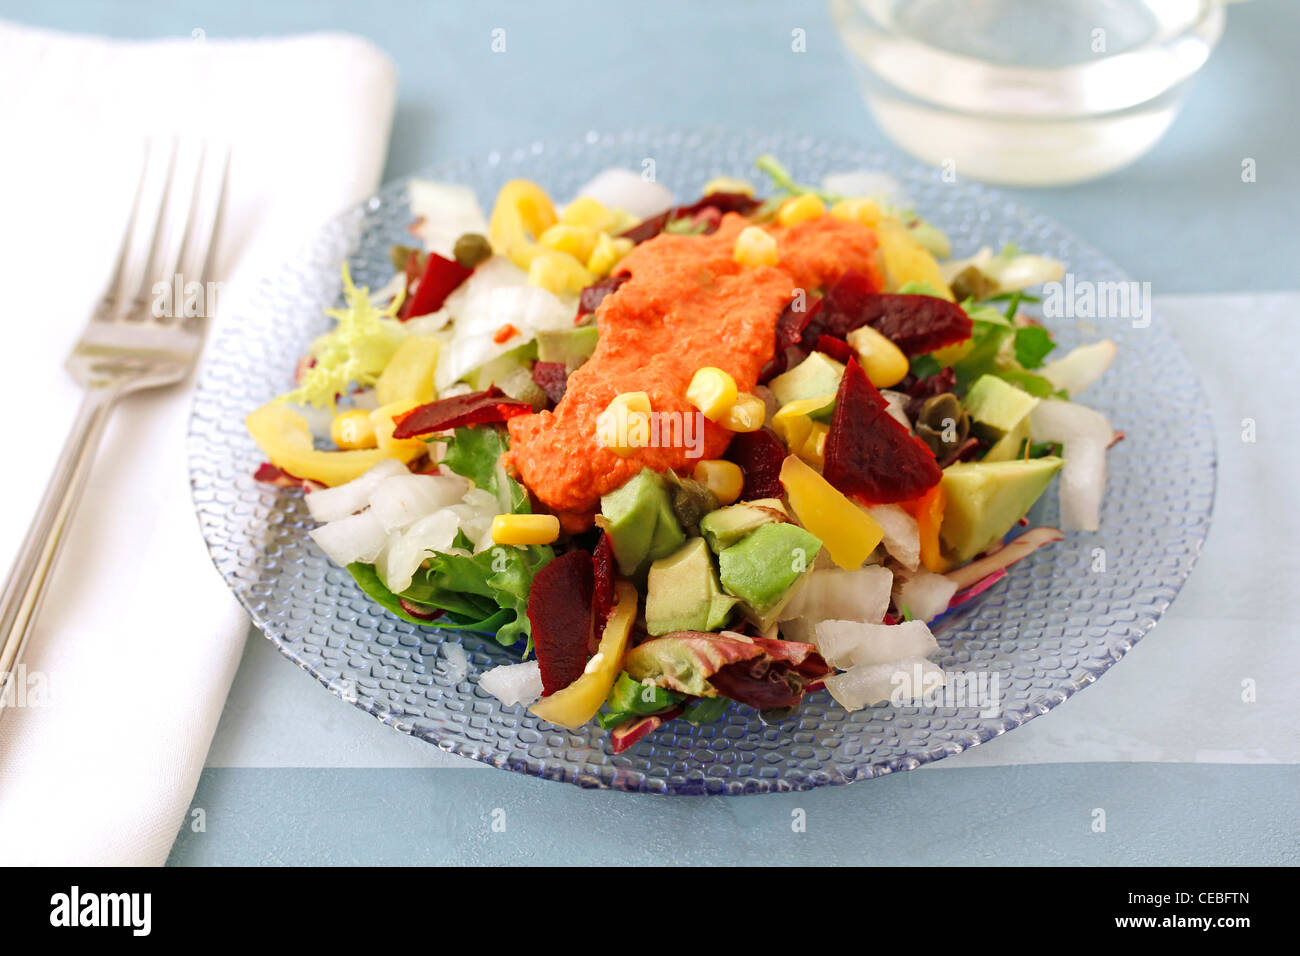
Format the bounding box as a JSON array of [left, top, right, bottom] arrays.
[[1041, 340, 1118, 397], [368, 473, 471, 532], [824, 657, 946, 712], [940, 245, 1065, 294], [441, 643, 470, 682], [304, 459, 409, 522], [479, 660, 544, 708], [573, 168, 673, 220], [377, 509, 462, 594], [309, 509, 388, 567], [779, 565, 893, 623], [866, 504, 920, 571], [408, 179, 488, 260], [880, 389, 912, 430], [1030, 399, 1113, 532], [814, 619, 939, 669], [896, 569, 959, 622]]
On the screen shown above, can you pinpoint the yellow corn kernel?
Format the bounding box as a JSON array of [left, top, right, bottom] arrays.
[[692, 459, 744, 506], [777, 193, 826, 227], [330, 409, 377, 450], [733, 226, 779, 268], [488, 179, 559, 271], [830, 197, 883, 228], [702, 175, 754, 197], [720, 392, 766, 432], [528, 249, 594, 297], [595, 392, 653, 457], [780, 455, 884, 569], [538, 223, 600, 264], [491, 513, 561, 546], [798, 421, 829, 468], [846, 324, 910, 388], [586, 233, 634, 276], [560, 196, 617, 232], [686, 366, 739, 422], [771, 394, 835, 450]]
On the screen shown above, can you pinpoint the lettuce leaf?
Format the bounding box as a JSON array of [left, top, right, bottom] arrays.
[[442, 425, 530, 514], [1013, 325, 1056, 369]]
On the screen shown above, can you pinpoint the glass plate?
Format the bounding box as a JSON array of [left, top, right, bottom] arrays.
[[188, 129, 1215, 794]]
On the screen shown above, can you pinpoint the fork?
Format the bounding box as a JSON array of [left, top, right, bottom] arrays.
[[0, 139, 229, 712]]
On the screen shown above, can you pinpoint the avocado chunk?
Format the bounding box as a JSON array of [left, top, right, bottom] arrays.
[[645, 538, 739, 636], [939, 457, 1063, 563], [963, 374, 1039, 462], [699, 498, 789, 553], [601, 468, 686, 577], [768, 352, 844, 418], [536, 325, 599, 365], [467, 340, 545, 407], [718, 522, 823, 630]]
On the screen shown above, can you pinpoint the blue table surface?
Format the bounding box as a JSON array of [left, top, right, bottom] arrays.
[[5, 0, 1298, 866]]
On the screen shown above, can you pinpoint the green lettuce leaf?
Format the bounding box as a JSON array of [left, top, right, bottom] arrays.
[[1012, 325, 1056, 369]]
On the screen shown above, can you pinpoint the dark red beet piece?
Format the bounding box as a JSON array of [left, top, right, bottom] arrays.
[[531, 361, 568, 405], [818, 270, 972, 356], [823, 358, 942, 505], [392, 387, 532, 438], [724, 429, 787, 500], [526, 550, 595, 696], [400, 251, 473, 321], [577, 273, 628, 316], [814, 334, 855, 365], [618, 192, 761, 245], [592, 533, 616, 640]]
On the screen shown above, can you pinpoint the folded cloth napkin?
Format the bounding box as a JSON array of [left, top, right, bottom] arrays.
[[0, 19, 396, 865]]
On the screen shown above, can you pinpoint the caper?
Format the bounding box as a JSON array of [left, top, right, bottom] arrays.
[[453, 232, 493, 269], [670, 478, 718, 537], [916, 392, 970, 458], [389, 243, 421, 273]]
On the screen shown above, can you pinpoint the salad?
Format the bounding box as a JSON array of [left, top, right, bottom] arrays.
[[246, 156, 1120, 753]]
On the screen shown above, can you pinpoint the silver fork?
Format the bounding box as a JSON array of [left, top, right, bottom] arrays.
[[0, 139, 229, 712]]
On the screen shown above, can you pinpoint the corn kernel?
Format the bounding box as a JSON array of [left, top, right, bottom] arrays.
[[560, 196, 616, 232], [777, 193, 826, 227], [330, 409, 377, 450], [720, 392, 766, 432], [798, 421, 829, 468], [538, 223, 599, 264], [491, 513, 561, 546], [595, 392, 653, 457], [702, 175, 754, 197], [771, 394, 835, 450], [686, 367, 739, 422], [693, 459, 744, 506], [733, 226, 779, 268], [586, 233, 634, 276], [846, 324, 910, 388], [830, 198, 882, 227], [528, 249, 594, 297]]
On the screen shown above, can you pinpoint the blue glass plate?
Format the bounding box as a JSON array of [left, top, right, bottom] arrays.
[[188, 130, 1215, 794]]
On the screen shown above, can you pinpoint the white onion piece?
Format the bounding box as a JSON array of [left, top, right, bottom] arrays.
[[1030, 400, 1114, 532], [821, 170, 909, 208], [305, 459, 408, 522], [880, 390, 912, 430], [896, 569, 960, 622], [1041, 340, 1118, 396], [574, 168, 673, 220], [369, 473, 470, 532], [408, 179, 488, 260], [378, 509, 462, 594], [824, 657, 945, 712], [815, 620, 939, 669], [479, 660, 544, 708], [309, 509, 388, 566], [866, 504, 920, 571], [441, 643, 470, 682], [778, 565, 893, 623], [940, 245, 1065, 294]]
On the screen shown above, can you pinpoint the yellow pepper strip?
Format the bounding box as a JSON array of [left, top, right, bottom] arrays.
[[528, 249, 594, 297], [246, 403, 422, 487], [530, 580, 638, 729], [702, 175, 754, 196], [780, 455, 884, 570], [491, 513, 561, 546], [586, 233, 634, 276], [875, 217, 954, 300], [771, 394, 835, 450], [798, 421, 829, 469], [845, 324, 909, 388], [538, 223, 600, 264], [371, 400, 430, 458], [375, 335, 441, 407], [561, 196, 618, 232], [488, 179, 559, 271]]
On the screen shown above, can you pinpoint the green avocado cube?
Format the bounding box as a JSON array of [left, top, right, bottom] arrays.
[[718, 522, 822, 630], [601, 468, 686, 577], [699, 498, 789, 553], [768, 352, 844, 418], [963, 374, 1040, 462], [939, 457, 1063, 562], [645, 538, 738, 636]]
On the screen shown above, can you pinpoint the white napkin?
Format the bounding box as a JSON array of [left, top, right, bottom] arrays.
[[0, 19, 396, 865]]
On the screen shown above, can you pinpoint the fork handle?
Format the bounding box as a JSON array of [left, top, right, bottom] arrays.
[[0, 388, 119, 711]]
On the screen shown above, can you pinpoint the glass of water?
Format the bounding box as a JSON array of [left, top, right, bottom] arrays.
[[829, 0, 1227, 185]]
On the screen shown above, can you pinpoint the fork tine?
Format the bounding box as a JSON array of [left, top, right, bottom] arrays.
[[94, 139, 154, 322], [114, 138, 178, 320], [173, 141, 231, 321]]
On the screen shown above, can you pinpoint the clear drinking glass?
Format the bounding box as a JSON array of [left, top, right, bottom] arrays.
[[830, 0, 1226, 185]]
